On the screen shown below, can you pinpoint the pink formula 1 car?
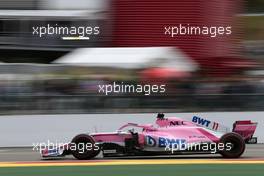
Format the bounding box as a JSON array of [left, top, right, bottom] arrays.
[[41, 114, 257, 159]]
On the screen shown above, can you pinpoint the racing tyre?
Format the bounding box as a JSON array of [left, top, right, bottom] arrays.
[[219, 132, 245, 158], [71, 134, 100, 160]]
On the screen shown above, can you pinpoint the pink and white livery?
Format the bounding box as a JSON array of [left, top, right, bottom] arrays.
[[41, 113, 257, 159]]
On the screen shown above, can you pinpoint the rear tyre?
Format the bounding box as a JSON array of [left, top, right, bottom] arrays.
[[219, 132, 245, 158], [71, 134, 100, 160]]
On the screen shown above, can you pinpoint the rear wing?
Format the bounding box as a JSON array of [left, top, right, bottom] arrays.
[[232, 120, 258, 142]]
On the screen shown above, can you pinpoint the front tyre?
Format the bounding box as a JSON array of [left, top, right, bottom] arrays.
[[71, 134, 100, 160], [219, 132, 245, 158]]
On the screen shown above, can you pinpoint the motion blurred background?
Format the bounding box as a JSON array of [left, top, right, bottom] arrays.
[[0, 0, 263, 114]]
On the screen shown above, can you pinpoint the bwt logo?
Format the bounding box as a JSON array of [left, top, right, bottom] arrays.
[[192, 116, 211, 127], [159, 137, 186, 148], [146, 136, 186, 148]]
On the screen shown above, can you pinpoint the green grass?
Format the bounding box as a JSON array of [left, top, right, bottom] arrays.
[[0, 164, 264, 176]]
